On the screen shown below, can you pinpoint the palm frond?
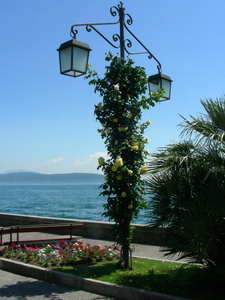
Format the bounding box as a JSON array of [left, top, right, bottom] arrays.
[[147, 142, 195, 174], [180, 97, 225, 148], [202, 98, 225, 131]]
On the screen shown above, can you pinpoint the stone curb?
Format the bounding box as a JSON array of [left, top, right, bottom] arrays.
[[0, 258, 189, 300]]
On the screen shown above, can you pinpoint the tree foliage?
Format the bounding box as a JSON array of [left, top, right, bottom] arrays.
[[86, 53, 162, 268]]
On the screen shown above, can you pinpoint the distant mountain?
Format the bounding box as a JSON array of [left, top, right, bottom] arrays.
[[0, 172, 104, 184]]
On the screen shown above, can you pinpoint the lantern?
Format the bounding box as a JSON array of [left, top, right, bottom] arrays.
[[148, 73, 172, 101], [58, 39, 91, 77]]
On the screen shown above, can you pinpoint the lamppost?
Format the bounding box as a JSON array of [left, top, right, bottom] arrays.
[[57, 2, 172, 269], [57, 1, 172, 101]]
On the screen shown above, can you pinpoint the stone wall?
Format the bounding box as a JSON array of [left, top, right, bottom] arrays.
[[0, 213, 167, 246]]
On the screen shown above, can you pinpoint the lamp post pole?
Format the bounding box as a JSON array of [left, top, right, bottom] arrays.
[[118, 2, 125, 61]]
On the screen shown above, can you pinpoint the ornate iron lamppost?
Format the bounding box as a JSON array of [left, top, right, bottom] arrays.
[[57, 1, 172, 100]]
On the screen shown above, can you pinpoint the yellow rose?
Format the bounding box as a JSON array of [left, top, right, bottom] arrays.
[[121, 192, 127, 198], [130, 145, 139, 151], [114, 157, 123, 168], [111, 165, 118, 172], [140, 167, 148, 174], [127, 169, 133, 175], [98, 157, 105, 166]]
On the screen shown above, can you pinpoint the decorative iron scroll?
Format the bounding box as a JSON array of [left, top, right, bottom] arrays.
[[70, 1, 161, 72]]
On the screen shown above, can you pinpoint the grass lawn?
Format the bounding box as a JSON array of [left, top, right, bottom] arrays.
[[55, 258, 225, 300]]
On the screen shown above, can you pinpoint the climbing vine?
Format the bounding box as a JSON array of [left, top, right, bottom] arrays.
[[86, 53, 163, 269]]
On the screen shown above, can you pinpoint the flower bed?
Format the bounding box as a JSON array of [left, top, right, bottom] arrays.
[[1, 241, 223, 299], [0, 240, 120, 268]]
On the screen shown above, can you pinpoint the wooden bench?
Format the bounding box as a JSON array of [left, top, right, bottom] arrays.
[[0, 223, 83, 245]]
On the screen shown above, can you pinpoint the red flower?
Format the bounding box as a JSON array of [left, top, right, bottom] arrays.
[[8, 243, 19, 249], [92, 245, 100, 249], [57, 249, 64, 255]]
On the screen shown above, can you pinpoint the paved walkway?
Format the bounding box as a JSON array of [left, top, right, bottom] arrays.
[[0, 270, 113, 300], [0, 233, 186, 299]]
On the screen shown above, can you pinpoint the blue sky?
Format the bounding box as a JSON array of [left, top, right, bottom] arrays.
[[1, 0, 224, 174]]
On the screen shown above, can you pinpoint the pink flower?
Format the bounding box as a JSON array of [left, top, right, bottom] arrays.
[[72, 242, 82, 249], [113, 84, 120, 91], [24, 246, 39, 251]]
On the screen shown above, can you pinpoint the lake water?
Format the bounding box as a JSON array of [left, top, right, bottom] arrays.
[[0, 184, 150, 224]]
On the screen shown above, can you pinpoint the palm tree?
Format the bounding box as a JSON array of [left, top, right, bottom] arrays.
[[146, 98, 225, 271]]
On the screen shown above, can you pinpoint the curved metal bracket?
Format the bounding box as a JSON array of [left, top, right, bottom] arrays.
[[86, 25, 119, 49], [71, 20, 119, 37], [124, 22, 162, 72], [70, 2, 162, 72], [70, 21, 120, 50]]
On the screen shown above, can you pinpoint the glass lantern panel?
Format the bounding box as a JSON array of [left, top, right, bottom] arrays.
[[149, 81, 160, 94], [161, 78, 171, 99], [59, 47, 72, 73], [72, 47, 89, 73]]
